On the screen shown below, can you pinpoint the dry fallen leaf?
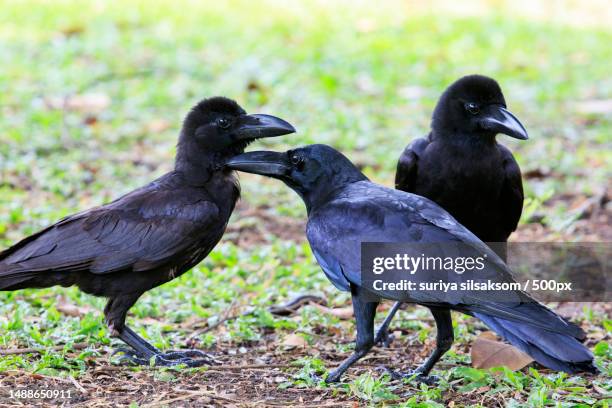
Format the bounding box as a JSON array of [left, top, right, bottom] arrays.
[[555, 302, 593, 319], [310, 303, 354, 319], [60, 25, 85, 37], [471, 331, 534, 370], [281, 333, 307, 349], [46, 93, 111, 114], [593, 383, 610, 396], [56, 298, 94, 317], [147, 119, 171, 133]]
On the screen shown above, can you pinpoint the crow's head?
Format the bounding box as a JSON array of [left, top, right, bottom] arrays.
[[225, 144, 367, 211], [177, 97, 295, 164], [431, 75, 528, 141]]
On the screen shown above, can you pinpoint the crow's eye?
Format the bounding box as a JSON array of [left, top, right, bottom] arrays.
[[217, 118, 231, 129], [290, 155, 304, 168], [465, 102, 480, 115]]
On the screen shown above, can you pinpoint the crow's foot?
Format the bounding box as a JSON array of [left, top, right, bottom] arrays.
[[325, 368, 344, 384], [374, 328, 395, 348], [382, 367, 439, 385], [113, 348, 219, 367]]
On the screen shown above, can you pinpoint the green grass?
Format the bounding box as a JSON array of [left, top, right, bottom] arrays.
[[0, 0, 610, 406]]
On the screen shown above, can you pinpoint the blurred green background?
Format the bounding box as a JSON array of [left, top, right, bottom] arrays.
[[1, 0, 610, 234], [0, 0, 610, 405]]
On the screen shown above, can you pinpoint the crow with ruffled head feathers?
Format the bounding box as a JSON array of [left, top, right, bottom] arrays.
[[0, 97, 295, 366]]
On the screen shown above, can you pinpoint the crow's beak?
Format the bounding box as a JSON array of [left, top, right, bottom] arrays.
[[234, 114, 296, 140], [225, 151, 291, 177], [479, 106, 529, 140]]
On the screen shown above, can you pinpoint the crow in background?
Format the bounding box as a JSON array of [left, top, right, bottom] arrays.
[[0, 97, 295, 367], [397, 75, 527, 260], [226, 144, 595, 383], [377, 75, 529, 345]]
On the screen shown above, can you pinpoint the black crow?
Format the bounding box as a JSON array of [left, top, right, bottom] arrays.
[[0, 97, 295, 367], [226, 144, 596, 383], [378, 75, 529, 345], [397, 74, 527, 258]]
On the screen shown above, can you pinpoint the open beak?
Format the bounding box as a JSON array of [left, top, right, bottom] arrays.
[[234, 114, 296, 140], [225, 150, 290, 177], [479, 106, 528, 140]]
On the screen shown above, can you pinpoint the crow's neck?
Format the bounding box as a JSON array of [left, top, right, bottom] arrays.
[[302, 173, 368, 214], [174, 143, 225, 186], [432, 128, 497, 149]]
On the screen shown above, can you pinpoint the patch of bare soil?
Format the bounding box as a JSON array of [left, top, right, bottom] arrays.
[[226, 202, 307, 247]]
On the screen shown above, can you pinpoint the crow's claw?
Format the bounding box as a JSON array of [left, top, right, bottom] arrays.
[[383, 367, 439, 385], [112, 348, 219, 367], [324, 369, 344, 384], [307, 372, 325, 384], [113, 352, 149, 366], [374, 328, 395, 348], [151, 350, 220, 367], [162, 350, 211, 360]]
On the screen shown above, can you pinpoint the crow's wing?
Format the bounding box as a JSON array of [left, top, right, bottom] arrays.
[[498, 144, 524, 236], [395, 135, 429, 192], [307, 181, 504, 294], [307, 181, 581, 337], [1, 186, 221, 275]]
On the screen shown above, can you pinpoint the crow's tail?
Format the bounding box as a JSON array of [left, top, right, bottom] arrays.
[[474, 306, 597, 374], [0, 214, 85, 291]]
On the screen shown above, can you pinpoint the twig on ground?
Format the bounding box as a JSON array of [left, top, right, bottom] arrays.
[[0, 342, 90, 355], [184, 299, 239, 342], [268, 295, 327, 316], [68, 375, 88, 394]]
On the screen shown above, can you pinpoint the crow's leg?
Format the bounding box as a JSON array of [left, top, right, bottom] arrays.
[[386, 307, 453, 384], [115, 327, 219, 367], [105, 296, 218, 367], [374, 301, 402, 347], [326, 288, 378, 383]]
